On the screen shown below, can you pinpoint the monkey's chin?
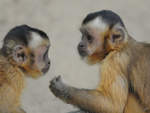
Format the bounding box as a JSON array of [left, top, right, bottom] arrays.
[[83, 54, 104, 65], [26, 71, 43, 79], [81, 56, 97, 65]]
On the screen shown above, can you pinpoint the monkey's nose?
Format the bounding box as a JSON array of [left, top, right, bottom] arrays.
[[78, 44, 87, 57], [78, 43, 85, 49]]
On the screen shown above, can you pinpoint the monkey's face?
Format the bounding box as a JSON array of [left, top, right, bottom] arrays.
[[26, 32, 51, 78], [78, 16, 128, 64], [4, 26, 51, 78], [19, 32, 50, 78]]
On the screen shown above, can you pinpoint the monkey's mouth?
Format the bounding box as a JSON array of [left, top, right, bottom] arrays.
[[78, 49, 88, 57], [42, 66, 50, 74]]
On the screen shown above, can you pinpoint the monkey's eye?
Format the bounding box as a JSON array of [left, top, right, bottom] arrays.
[[112, 34, 121, 40], [86, 34, 93, 43]]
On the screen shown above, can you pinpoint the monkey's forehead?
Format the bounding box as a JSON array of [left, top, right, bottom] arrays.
[[29, 32, 50, 49], [80, 16, 126, 34], [81, 17, 109, 32], [82, 10, 125, 27]]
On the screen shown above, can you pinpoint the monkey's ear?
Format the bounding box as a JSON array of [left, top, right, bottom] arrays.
[[12, 45, 28, 65], [110, 27, 125, 44]]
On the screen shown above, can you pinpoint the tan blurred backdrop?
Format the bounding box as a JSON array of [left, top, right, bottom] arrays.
[[0, 0, 150, 113]]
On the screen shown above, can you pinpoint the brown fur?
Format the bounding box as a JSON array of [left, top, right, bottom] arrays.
[[124, 94, 145, 113], [0, 47, 48, 113], [50, 11, 150, 112], [0, 55, 25, 113], [50, 34, 150, 113], [0, 25, 50, 113], [0, 34, 50, 113]]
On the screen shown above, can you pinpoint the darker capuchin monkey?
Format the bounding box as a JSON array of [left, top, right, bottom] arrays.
[[50, 10, 149, 113]]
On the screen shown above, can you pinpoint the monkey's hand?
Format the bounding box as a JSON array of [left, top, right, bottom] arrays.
[[50, 76, 70, 100]]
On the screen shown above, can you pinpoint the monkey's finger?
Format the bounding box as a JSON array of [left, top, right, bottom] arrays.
[[56, 75, 61, 81], [50, 77, 57, 84], [49, 83, 56, 92], [51, 76, 58, 81]]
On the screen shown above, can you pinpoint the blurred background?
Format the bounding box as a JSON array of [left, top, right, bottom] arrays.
[[0, 0, 150, 113]]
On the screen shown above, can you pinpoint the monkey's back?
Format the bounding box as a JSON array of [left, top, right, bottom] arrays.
[[0, 55, 25, 112], [129, 42, 150, 110]]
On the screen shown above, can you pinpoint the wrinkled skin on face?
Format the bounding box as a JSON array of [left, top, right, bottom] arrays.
[[78, 21, 127, 64], [12, 39, 51, 78], [25, 43, 50, 78], [32, 45, 50, 74], [78, 25, 108, 64]]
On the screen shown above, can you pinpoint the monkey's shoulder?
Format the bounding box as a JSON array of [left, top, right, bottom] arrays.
[[138, 42, 150, 57], [0, 55, 11, 70], [0, 55, 24, 85], [140, 42, 150, 48]]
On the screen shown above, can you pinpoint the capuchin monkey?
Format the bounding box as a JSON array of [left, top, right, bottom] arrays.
[[0, 25, 50, 113], [50, 10, 148, 113]]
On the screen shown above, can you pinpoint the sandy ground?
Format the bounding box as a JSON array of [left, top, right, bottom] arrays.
[[0, 0, 150, 113]]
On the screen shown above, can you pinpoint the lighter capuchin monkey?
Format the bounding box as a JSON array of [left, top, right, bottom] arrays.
[[0, 25, 50, 113], [50, 10, 150, 113]]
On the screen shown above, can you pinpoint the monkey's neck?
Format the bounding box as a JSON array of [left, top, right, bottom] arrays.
[[0, 55, 25, 94], [101, 37, 137, 75]]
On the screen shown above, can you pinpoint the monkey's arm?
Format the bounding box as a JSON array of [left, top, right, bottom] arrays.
[[50, 76, 128, 113], [67, 110, 87, 113], [11, 107, 26, 113]]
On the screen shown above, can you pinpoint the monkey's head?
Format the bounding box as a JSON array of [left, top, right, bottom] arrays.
[[78, 10, 129, 64], [1, 25, 50, 78]]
